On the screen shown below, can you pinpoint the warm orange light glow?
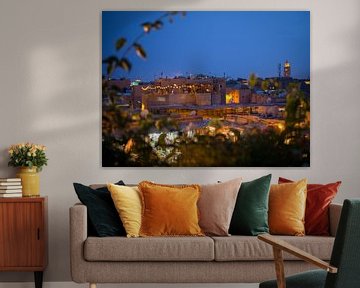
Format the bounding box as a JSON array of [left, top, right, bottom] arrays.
[[277, 123, 285, 131], [225, 90, 240, 104]]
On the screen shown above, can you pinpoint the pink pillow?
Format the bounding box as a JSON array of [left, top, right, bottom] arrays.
[[198, 178, 242, 236]]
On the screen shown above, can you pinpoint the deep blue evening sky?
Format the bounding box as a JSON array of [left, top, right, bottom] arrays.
[[102, 11, 310, 81]]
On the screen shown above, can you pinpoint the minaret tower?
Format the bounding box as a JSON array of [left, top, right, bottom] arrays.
[[284, 60, 291, 78], [278, 63, 281, 78]]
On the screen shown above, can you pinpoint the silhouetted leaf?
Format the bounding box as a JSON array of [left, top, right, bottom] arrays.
[[181, 11, 187, 16], [169, 11, 178, 15], [152, 20, 163, 30], [102, 55, 118, 64], [115, 38, 126, 51], [133, 43, 147, 59], [168, 16, 174, 23], [103, 56, 118, 75], [107, 62, 116, 75], [142, 22, 152, 33], [118, 58, 132, 72]]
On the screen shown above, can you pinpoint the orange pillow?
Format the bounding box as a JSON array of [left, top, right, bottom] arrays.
[[269, 179, 307, 236], [138, 181, 204, 237]]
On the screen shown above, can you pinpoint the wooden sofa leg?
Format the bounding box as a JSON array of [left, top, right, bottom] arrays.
[[89, 283, 97, 288]]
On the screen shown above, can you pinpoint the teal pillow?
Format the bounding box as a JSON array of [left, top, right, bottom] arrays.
[[229, 174, 271, 236]]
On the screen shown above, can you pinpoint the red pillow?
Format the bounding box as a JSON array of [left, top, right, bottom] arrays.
[[278, 177, 341, 236]]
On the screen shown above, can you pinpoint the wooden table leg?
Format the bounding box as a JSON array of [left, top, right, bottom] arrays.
[[34, 271, 43, 288]]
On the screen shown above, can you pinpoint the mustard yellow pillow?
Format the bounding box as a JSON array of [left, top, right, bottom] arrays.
[[107, 183, 142, 238], [138, 181, 204, 237], [269, 179, 307, 236]]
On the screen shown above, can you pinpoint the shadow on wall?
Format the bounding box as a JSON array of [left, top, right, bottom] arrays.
[[0, 1, 207, 283], [0, 0, 360, 283], [0, 149, 11, 178]]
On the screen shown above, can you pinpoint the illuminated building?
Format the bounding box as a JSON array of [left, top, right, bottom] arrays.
[[107, 78, 131, 91], [239, 89, 251, 104], [132, 76, 226, 109], [284, 60, 291, 78], [226, 88, 240, 104]]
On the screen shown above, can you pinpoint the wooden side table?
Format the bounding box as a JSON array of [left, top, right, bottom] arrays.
[[0, 197, 48, 288]]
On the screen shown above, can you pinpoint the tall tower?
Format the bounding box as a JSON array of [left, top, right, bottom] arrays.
[[278, 63, 281, 78], [284, 60, 291, 78]]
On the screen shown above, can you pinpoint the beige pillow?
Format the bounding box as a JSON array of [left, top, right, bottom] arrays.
[[198, 178, 242, 236]]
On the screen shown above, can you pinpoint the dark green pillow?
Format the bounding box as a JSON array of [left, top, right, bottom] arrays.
[[73, 181, 126, 237], [229, 174, 272, 236]]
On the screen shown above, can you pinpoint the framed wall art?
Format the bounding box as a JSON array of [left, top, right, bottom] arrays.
[[102, 11, 310, 167]]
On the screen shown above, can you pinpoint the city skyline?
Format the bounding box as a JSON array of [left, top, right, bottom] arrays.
[[102, 11, 310, 81]]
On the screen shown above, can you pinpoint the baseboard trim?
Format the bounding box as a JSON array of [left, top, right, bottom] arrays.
[[0, 282, 259, 288]]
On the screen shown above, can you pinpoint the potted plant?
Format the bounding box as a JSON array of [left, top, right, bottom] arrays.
[[8, 143, 48, 197]]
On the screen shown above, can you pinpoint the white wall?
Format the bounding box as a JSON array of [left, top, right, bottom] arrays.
[[0, 0, 359, 282]]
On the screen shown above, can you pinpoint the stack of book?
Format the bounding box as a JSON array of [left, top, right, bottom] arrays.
[[0, 178, 22, 197]]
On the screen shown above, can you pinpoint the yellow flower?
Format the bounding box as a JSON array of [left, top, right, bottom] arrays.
[[8, 149, 13, 155]]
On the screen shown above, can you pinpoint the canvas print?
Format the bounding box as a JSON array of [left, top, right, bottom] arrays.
[[102, 11, 310, 167]]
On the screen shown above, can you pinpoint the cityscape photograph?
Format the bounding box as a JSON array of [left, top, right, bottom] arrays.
[[102, 11, 310, 167]]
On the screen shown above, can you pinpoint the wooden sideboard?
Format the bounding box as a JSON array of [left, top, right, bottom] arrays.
[[0, 197, 48, 288]]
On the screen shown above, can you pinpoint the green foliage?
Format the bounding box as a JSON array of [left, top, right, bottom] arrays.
[[261, 80, 269, 91], [8, 143, 48, 172], [115, 38, 127, 50], [118, 58, 132, 72], [248, 73, 257, 90], [133, 43, 147, 59], [152, 20, 163, 30], [102, 101, 310, 167], [285, 83, 310, 131]]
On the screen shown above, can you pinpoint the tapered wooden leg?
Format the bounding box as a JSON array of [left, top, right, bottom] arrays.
[[273, 247, 286, 288], [89, 283, 97, 288], [34, 271, 43, 288]]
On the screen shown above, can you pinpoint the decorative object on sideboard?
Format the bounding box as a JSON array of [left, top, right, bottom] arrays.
[[8, 143, 48, 197], [0, 178, 22, 197]]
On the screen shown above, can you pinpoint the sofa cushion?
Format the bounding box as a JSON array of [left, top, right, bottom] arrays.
[[73, 181, 126, 237], [139, 181, 203, 237], [269, 179, 307, 236], [212, 236, 334, 261], [279, 177, 341, 236], [229, 174, 271, 236], [198, 178, 242, 236], [84, 236, 214, 261], [107, 184, 142, 238]]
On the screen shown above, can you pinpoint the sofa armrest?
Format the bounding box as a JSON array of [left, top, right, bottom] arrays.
[[69, 203, 88, 283], [329, 203, 342, 237]]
